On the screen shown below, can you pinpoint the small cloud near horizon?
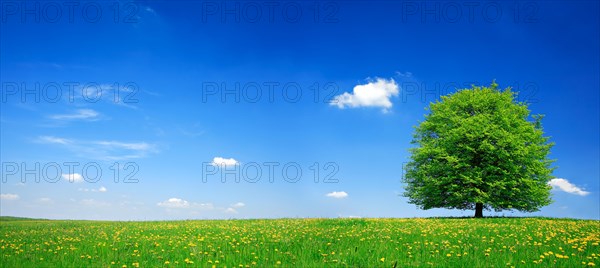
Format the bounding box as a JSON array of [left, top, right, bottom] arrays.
[[326, 191, 348, 199]]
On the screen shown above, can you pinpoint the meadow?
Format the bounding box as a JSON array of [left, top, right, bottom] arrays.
[[1, 217, 598, 267]]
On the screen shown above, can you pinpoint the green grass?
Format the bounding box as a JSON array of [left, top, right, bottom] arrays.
[[1, 217, 598, 267]]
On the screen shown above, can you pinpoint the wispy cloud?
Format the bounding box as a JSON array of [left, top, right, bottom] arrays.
[[49, 109, 100, 121], [179, 123, 205, 137], [157, 198, 244, 215], [94, 141, 156, 161], [37, 197, 54, 204], [67, 83, 140, 109], [157, 198, 214, 210], [157, 198, 190, 208], [95, 141, 152, 151], [330, 78, 399, 113], [326, 191, 348, 199], [37, 136, 72, 145], [0, 193, 19, 200], [231, 202, 245, 208], [394, 71, 413, 78], [548, 178, 590, 196], [78, 186, 108, 192], [36, 136, 158, 161]]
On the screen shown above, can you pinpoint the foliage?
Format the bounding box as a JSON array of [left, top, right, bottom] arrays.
[[404, 82, 555, 216]]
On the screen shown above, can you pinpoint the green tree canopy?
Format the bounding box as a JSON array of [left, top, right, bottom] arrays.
[[403, 82, 554, 217]]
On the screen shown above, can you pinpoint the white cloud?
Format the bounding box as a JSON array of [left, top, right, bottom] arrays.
[[326, 191, 348, 199], [37, 136, 72, 145], [157, 198, 190, 208], [225, 202, 246, 213], [0, 193, 19, 200], [212, 157, 239, 167], [224, 207, 238, 214], [330, 78, 399, 112], [156, 198, 215, 209], [548, 178, 590, 196], [157, 198, 227, 213], [78, 186, 107, 192], [49, 109, 99, 121], [62, 173, 84, 183], [231, 202, 245, 208]]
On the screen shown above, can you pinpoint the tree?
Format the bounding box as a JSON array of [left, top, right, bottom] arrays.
[[403, 82, 554, 218]]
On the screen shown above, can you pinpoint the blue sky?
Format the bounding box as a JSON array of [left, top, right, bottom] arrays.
[[0, 0, 598, 220]]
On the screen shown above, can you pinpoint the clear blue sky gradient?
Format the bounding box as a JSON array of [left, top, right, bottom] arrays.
[[1, 1, 598, 220]]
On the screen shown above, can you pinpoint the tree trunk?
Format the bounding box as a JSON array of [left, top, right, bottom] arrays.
[[474, 203, 483, 218]]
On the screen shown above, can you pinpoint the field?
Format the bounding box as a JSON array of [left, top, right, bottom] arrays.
[[1, 217, 599, 267]]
